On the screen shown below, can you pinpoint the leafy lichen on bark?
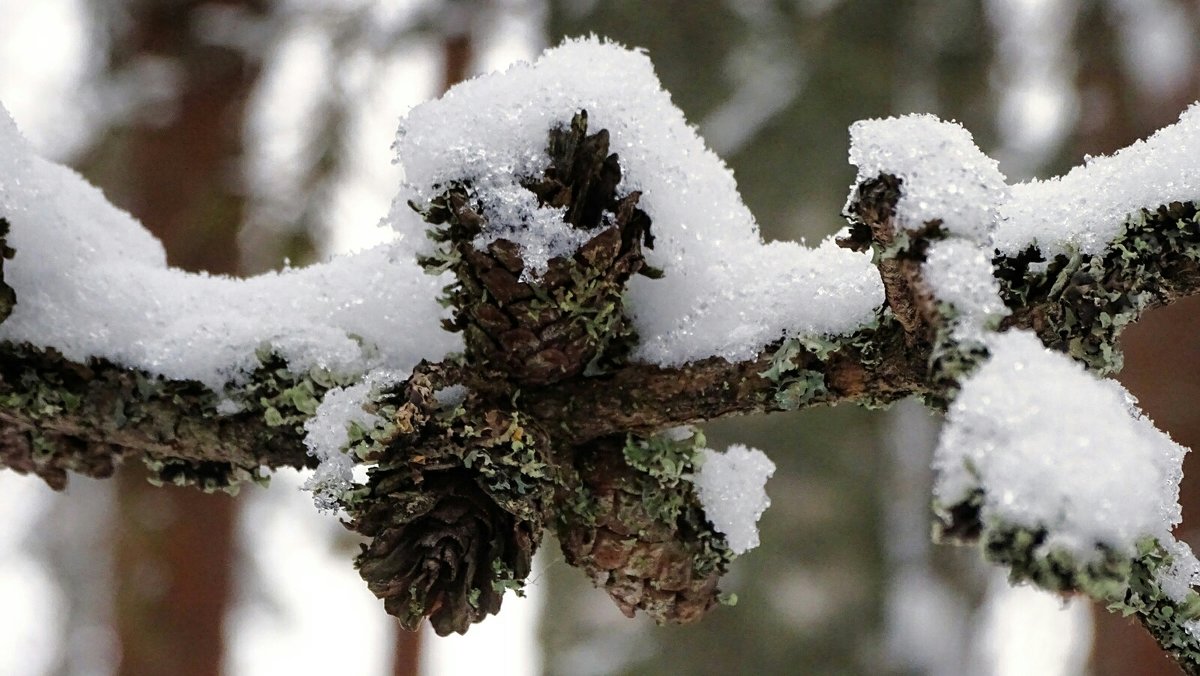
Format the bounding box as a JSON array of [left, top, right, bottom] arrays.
[[936, 494, 1200, 672], [0, 344, 352, 491], [838, 173, 998, 403], [998, 201, 1200, 374]]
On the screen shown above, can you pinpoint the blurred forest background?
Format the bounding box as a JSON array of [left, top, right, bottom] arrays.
[[0, 0, 1198, 675]]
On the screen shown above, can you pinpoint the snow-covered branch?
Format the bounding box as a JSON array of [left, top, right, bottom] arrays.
[[2, 37, 1200, 665]]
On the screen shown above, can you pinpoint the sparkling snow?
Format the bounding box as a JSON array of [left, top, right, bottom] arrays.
[[848, 114, 1007, 243], [847, 114, 1009, 340], [851, 105, 1200, 262], [1157, 539, 1200, 603], [847, 106, 1199, 338], [692, 444, 776, 554], [996, 102, 1200, 257], [0, 105, 456, 392], [934, 330, 1187, 558], [390, 37, 884, 367], [922, 238, 1008, 343], [6, 33, 1200, 563], [302, 369, 400, 511]]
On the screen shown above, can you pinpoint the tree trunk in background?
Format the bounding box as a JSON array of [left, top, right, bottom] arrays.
[[389, 21, 480, 675], [1078, 3, 1200, 673], [76, 1, 265, 674], [540, 3, 995, 674], [1111, 298, 1200, 675]]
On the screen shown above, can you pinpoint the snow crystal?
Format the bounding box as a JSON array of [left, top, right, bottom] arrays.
[[692, 444, 776, 554], [433, 384, 468, 408], [996, 102, 1200, 257], [303, 369, 400, 511], [934, 331, 1187, 558], [848, 114, 1008, 243], [0, 104, 457, 392], [663, 425, 698, 442], [922, 238, 1008, 343], [389, 37, 883, 366], [1158, 539, 1200, 603]]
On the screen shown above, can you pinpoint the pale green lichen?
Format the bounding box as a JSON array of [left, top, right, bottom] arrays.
[[995, 201, 1200, 375], [622, 429, 708, 525], [0, 341, 365, 491], [759, 338, 831, 410], [490, 557, 529, 598], [936, 491, 1200, 671]]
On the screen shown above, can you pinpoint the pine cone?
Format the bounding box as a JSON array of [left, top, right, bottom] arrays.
[[351, 466, 538, 636], [343, 369, 549, 636], [557, 437, 732, 624], [416, 111, 655, 386]]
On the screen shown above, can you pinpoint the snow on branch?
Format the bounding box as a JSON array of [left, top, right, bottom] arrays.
[[0, 107, 455, 393], [932, 330, 1200, 667], [392, 37, 883, 367], [2, 36, 1200, 661], [848, 106, 1200, 669], [997, 104, 1200, 257], [935, 330, 1186, 556]]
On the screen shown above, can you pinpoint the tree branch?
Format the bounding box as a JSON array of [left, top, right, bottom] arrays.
[[12, 198, 1197, 482], [999, 200, 1200, 373], [5, 96, 1200, 669], [0, 343, 340, 490]]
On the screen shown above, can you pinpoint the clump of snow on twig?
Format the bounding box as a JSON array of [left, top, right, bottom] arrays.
[[846, 106, 1200, 339], [848, 113, 1008, 244], [922, 239, 1009, 343], [302, 369, 400, 512], [848, 114, 1010, 341], [934, 330, 1187, 558], [692, 444, 776, 554], [391, 37, 883, 367]]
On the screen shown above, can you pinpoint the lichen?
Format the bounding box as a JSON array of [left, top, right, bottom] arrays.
[[936, 492, 1200, 672], [996, 201, 1200, 374], [759, 338, 831, 410], [0, 342, 358, 491]]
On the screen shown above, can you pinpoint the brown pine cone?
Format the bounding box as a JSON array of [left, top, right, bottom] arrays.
[[351, 467, 537, 635], [556, 435, 733, 624], [415, 111, 655, 386], [341, 367, 552, 636]]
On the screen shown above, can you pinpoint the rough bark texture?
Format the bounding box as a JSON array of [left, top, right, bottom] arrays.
[[0, 346, 320, 490], [5, 111, 1200, 667]]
